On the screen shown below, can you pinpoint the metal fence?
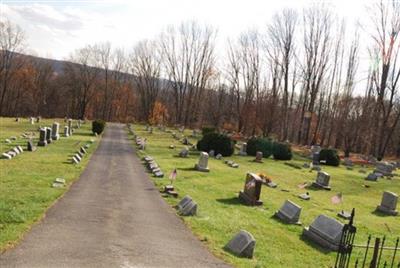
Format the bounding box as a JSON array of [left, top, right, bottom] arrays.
[[335, 209, 399, 268]]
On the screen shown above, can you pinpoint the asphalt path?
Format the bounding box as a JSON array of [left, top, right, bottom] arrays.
[[0, 123, 230, 268]]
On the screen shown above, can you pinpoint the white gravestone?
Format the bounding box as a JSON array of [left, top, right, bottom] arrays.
[[64, 126, 69, 137], [51, 122, 60, 140], [195, 152, 209, 172], [239, 143, 247, 156]]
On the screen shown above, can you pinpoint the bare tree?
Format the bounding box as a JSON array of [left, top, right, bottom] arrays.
[[160, 21, 216, 126], [130, 39, 161, 122], [64, 45, 101, 119], [0, 19, 25, 115], [298, 5, 332, 145], [368, 0, 400, 159], [266, 8, 297, 140]]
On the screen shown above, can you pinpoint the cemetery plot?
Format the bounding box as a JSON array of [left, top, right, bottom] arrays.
[[0, 117, 99, 251], [128, 124, 400, 268]]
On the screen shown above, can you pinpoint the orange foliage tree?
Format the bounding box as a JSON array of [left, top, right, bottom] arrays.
[[149, 101, 169, 125]]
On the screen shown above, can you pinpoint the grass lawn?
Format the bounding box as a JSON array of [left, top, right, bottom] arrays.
[[129, 124, 400, 268], [0, 117, 99, 251]]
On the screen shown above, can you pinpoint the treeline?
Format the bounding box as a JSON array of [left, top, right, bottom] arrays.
[[0, 2, 399, 159]]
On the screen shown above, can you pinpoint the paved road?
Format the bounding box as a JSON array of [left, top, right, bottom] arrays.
[[0, 123, 230, 268]]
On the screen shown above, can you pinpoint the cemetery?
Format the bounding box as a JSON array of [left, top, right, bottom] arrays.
[[127, 123, 400, 268], [0, 117, 98, 252]]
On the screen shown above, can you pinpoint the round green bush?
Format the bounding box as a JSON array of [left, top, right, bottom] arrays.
[[201, 126, 216, 136], [92, 119, 106, 135], [319, 148, 340, 166], [273, 142, 292, 160], [196, 132, 234, 156], [246, 137, 273, 158]]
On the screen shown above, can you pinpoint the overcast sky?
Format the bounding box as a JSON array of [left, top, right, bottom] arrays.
[[1, 0, 376, 60]]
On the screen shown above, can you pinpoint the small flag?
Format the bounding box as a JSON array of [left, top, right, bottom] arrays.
[[298, 182, 308, 189], [169, 168, 177, 183], [331, 192, 343, 204]]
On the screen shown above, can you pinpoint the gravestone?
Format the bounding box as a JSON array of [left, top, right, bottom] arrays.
[[182, 137, 189, 145], [176, 195, 192, 211], [231, 163, 239, 168], [52, 178, 66, 188], [209, 150, 215, 157], [64, 126, 69, 137], [178, 199, 197, 216], [46, 127, 52, 144], [36, 116, 40, 123], [254, 151, 263, 163], [311, 145, 321, 165], [27, 140, 37, 152], [376, 191, 398, 216], [365, 173, 378, 181], [2, 153, 12, 159], [37, 128, 48, 146], [239, 143, 247, 156], [72, 156, 79, 164], [215, 153, 222, 160], [303, 163, 311, 168], [7, 151, 16, 157], [337, 210, 352, 220], [5, 139, 11, 144], [12, 147, 20, 155], [275, 200, 302, 224], [375, 162, 394, 176], [224, 230, 255, 258], [68, 119, 73, 136], [239, 173, 263, 206], [302, 214, 344, 251], [30, 117, 35, 124], [312, 171, 331, 190], [80, 147, 87, 154], [17, 146, 23, 153], [154, 171, 164, 178], [194, 152, 209, 172], [299, 192, 310, 200], [51, 122, 60, 140], [179, 147, 189, 158], [75, 154, 82, 162]]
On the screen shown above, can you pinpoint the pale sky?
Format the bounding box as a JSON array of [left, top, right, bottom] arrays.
[[1, 0, 375, 60]]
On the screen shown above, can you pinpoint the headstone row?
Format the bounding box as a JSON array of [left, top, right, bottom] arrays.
[[365, 161, 396, 181], [1, 146, 23, 159], [72, 146, 87, 164], [224, 160, 239, 168], [37, 122, 62, 146], [143, 156, 164, 177]]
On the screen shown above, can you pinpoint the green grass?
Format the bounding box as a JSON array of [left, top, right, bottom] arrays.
[[129, 124, 400, 268], [0, 117, 99, 251]]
